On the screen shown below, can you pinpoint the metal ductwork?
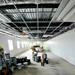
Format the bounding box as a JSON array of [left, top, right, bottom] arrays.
[[0, 0, 61, 6], [63, 6, 75, 22], [57, 0, 75, 21]]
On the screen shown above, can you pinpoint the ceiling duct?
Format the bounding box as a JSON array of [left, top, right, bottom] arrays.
[[63, 6, 75, 22], [0, 0, 61, 6], [0, 13, 11, 22], [57, 0, 75, 21]]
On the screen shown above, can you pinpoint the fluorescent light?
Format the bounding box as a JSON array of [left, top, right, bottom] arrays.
[[43, 35, 53, 37], [30, 30, 44, 33]]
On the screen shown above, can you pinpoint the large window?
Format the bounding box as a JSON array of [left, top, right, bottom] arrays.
[[25, 42, 27, 48], [17, 41, 20, 49], [8, 40, 13, 50], [22, 42, 24, 48]]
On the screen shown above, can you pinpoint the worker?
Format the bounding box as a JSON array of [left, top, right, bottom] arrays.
[[0, 45, 12, 75], [0, 45, 6, 67], [34, 51, 38, 62], [0, 45, 4, 57], [41, 52, 45, 66]]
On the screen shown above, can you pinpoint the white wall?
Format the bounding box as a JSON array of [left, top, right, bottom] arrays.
[[0, 32, 32, 57], [44, 28, 75, 65]]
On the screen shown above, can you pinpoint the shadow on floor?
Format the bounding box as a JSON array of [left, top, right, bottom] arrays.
[[48, 59, 60, 65], [13, 64, 38, 75]]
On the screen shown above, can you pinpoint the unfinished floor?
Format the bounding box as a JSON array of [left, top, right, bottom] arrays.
[[13, 50, 75, 75]]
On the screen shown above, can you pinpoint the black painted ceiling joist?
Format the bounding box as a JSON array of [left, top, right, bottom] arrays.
[[7, 22, 72, 27], [0, 3, 59, 9]]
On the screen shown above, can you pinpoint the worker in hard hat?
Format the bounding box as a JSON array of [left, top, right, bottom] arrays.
[[0, 45, 3, 49], [0, 45, 4, 57]]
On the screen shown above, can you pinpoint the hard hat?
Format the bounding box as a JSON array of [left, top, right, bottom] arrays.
[[0, 45, 3, 49]]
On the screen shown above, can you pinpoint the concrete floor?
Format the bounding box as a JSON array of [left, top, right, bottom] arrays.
[[13, 50, 75, 75]]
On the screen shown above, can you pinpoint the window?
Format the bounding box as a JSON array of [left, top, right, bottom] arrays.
[[8, 40, 13, 50], [24, 42, 27, 48], [17, 41, 20, 49], [22, 42, 24, 48]]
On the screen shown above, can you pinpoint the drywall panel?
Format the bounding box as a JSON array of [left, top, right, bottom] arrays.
[[44, 28, 75, 65]]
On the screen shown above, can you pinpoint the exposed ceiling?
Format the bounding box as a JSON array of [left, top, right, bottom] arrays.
[[0, 0, 74, 41]]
